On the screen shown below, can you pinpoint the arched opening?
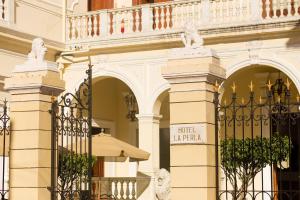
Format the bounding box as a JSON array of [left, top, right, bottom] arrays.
[[92, 77, 140, 177], [219, 65, 300, 200], [153, 90, 170, 171]]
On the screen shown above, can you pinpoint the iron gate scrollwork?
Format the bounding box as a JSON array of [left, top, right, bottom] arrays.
[[50, 65, 93, 200], [214, 79, 300, 200]]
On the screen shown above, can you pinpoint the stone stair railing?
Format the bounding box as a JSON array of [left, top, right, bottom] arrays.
[[65, 0, 300, 44]]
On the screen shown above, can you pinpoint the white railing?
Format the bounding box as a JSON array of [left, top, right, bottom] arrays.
[[66, 0, 300, 44], [92, 177, 139, 200], [0, 0, 12, 23]]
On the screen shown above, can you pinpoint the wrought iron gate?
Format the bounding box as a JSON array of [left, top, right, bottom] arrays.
[[50, 65, 93, 200], [214, 79, 300, 200]]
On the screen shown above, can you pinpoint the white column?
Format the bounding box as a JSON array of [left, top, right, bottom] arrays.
[[141, 4, 152, 33], [137, 114, 161, 200]]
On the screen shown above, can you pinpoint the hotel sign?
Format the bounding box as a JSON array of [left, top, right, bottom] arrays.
[[170, 124, 206, 144]]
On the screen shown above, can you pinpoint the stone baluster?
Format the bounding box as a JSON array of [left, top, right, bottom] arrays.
[[272, 0, 277, 18], [172, 4, 178, 29], [131, 179, 136, 199], [216, 0, 221, 23], [251, 0, 262, 22], [115, 11, 121, 35], [141, 4, 151, 32], [265, 0, 271, 19], [295, 0, 299, 16], [125, 181, 130, 200], [65, 17, 70, 41], [112, 11, 117, 35], [287, 0, 292, 17], [228, 0, 233, 21], [0, 0, 3, 20], [77, 16, 81, 39], [87, 14, 92, 37], [127, 9, 133, 34], [165, 5, 170, 29], [201, 0, 210, 26], [279, 0, 285, 18], [113, 180, 118, 198], [196, 1, 202, 26], [71, 16, 76, 40], [81, 15, 87, 38], [246, 0, 251, 20], [225, 0, 229, 22], [181, 3, 185, 28], [100, 10, 108, 37], [136, 9, 141, 32], [186, 2, 190, 25], [154, 6, 159, 30], [211, 0, 217, 25], [120, 180, 125, 199], [160, 5, 165, 30], [234, 0, 240, 21], [93, 14, 98, 37]]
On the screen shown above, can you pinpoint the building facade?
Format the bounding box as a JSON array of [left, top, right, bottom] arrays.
[[0, 0, 300, 200]]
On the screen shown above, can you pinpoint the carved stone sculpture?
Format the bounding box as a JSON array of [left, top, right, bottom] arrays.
[[27, 38, 47, 65], [155, 168, 171, 200], [181, 22, 203, 49], [13, 38, 58, 72]]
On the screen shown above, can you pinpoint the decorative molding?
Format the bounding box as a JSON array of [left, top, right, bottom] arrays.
[[16, 0, 62, 17]]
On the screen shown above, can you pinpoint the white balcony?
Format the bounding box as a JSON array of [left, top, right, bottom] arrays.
[[65, 0, 300, 48]]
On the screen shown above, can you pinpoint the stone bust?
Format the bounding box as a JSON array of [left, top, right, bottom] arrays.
[[155, 168, 171, 200], [27, 38, 47, 65]]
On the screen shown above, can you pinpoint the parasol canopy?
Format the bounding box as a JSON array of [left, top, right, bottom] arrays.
[[67, 133, 150, 161]]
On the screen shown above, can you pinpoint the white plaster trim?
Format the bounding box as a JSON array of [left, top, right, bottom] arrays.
[[226, 57, 300, 93], [13, 61, 58, 73], [16, 0, 62, 17], [0, 49, 27, 59]]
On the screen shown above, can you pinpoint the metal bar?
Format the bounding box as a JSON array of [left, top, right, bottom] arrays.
[[50, 100, 57, 200], [214, 90, 219, 200], [88, 64, 93, 199]]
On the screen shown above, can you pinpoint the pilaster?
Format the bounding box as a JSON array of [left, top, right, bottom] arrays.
[[5, 60, 65, 200], [163, 48, 225, 200]]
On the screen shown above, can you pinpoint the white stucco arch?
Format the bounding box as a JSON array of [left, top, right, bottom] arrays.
[[149, 82, 170, 115], [226, 57, 300, 93]]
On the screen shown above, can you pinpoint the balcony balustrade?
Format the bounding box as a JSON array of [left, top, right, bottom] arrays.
[[92, 177, 150, 200], [66, 0, 300, 45]]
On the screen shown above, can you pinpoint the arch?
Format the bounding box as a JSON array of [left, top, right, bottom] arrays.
[[226, 57, 300, 93], [150, 83, 171, 115], [93, 70, 142, 108]]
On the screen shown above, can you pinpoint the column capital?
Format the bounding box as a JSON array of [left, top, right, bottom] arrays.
[[163, 49, 225, 84], [136, 114, 162, 123]]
